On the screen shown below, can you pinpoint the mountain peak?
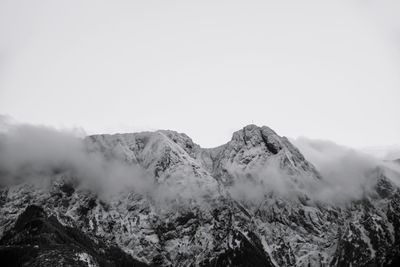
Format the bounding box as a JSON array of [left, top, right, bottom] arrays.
[[241, 124, 274, 130], [236, 124, 278, 135], [193, 124, 323, 188], [231, 124, 282, 155]]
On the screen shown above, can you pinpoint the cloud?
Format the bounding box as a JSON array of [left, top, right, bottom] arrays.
[[0, 118, 152, 197], [225, 158, 304, 203], [0, 117, 216, 208], [361, 145, 400, 161], [225, 137, 399, 205], [1, 117, 398, 207], [292, 137, 383, 203]]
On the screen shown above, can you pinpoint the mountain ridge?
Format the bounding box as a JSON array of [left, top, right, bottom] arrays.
[[1, 124, 400, 266]]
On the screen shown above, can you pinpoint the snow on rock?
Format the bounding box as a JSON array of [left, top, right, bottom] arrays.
[[1, 124, 400, 266], [76, 252, 99, 267]]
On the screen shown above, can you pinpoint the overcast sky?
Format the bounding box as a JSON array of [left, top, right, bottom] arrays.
[[0, 0, 399, 148]]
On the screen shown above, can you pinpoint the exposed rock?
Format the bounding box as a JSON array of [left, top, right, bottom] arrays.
[[0, 205, 148, 267], [1, 125, 400, 266]]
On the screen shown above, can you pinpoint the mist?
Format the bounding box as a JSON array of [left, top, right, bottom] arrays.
[[292, 137, 392, 203], [0, 119, 217, 207], [1, 117, 398, 207], [0, 118, 152, 197], [225, 137, 398, 205], [226, 158, 309, 203]]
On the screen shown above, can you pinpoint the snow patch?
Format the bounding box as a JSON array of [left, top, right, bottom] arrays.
[[76, 252, 98, 267]]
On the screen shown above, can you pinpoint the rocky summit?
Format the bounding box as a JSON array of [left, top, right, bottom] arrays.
[[1, 125, 400, 266]]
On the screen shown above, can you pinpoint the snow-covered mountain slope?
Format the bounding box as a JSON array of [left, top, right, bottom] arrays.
[[1, 124, 400, 266], [0, 204, 148, 267], [198, 125, 321, 183]]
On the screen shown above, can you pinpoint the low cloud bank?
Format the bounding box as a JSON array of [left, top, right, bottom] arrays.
[[226, 159, 312, 203], [0, 118, 152, 197], [226, 137, 399, 204], [0, 118, 216, 207], [292, 137, 389, 203], [1, 117, 398, 206]]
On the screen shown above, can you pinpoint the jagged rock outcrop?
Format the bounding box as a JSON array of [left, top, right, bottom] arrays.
[[197, 125, 321, 185]]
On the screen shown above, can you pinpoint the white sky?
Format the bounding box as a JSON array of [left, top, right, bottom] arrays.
[[0, 0, 399, 148]]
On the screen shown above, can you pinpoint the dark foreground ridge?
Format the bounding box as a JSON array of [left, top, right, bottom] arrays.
[[0, 205, 149, 267]]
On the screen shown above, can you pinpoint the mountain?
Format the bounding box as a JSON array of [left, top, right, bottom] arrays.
[[1, 124, 400, 266], [0, 205, 148, 267]]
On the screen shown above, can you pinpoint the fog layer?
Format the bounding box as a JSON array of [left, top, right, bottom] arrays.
[[293, 137, 390, 202], [1, 118, 398, 205], [0, 118, 152, 196]]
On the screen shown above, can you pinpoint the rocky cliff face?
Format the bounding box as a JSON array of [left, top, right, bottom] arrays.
[[1, 125, 400, 266], [0, 204, 148, 267]]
